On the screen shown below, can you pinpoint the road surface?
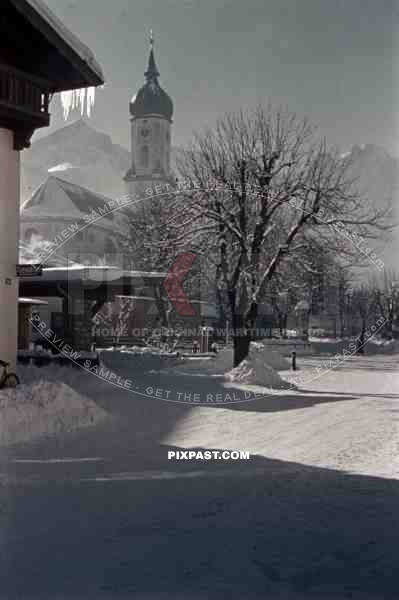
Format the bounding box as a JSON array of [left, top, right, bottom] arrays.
[[0, 354, 399, 598]]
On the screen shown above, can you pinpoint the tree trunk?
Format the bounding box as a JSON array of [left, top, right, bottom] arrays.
[[233, 331, 251, 367], [153, 284, 170, 329], [232, 302, 258, 367], [301, 309, 311, 340], [278, 314, 284, 337], [356, 319, 366, 354], [338, 298, 345, 338], [339, 314, 345, 339], [282, 313, 288, 338], [385, 317, 393, 339]]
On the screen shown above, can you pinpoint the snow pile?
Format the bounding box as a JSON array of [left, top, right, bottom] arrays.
[[102, 345, 176, 356], [178, 343, 293, 388], [309, 336, 343, 343], [225, 345, 293, 389], [180, 342, 291, 375], [0, 381, 108, 447], [249, 342, 292, 370], [372, 338, 399, 353], [208, 348, 236, 372], [195, 344, 291, 374]]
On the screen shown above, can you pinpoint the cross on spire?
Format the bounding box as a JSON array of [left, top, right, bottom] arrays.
[[145, 29, 159, 82]]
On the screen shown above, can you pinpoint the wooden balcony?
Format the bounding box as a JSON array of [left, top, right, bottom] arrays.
[[0, 62, 51, 149]]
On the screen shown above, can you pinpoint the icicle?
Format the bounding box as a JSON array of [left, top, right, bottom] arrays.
[[60, 90, 72, 119], [78, 88, 86, 116], [87, 87, 96, 117], [60, 87, 97, 120]]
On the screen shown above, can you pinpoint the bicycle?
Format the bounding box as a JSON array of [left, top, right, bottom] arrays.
[[0, 359, 20, 388]]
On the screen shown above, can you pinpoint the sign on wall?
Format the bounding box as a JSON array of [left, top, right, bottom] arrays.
[[16, 264, 43, 278]]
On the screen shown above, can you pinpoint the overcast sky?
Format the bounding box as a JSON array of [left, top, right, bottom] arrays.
[[42, 0, 399, 155]]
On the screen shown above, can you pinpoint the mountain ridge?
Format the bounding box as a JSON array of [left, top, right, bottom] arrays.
[[21, 119, 180, 203], [20, 120, 398, 267]]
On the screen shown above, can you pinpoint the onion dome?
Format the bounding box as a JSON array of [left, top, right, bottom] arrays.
[[130, 35, 173, 121]]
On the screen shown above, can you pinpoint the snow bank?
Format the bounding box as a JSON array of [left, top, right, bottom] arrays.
[[309, 337, 399, 355], [257, 339, 314, 357], [17, 363, 94, 388], [176, 342, 294, 390], [249, 342, 292, 370], [0, 381, 108, 447], [101, 347, 181, 373], [100, 345, 172, 355], [225, 344, 293, 389], [181, 343, 291, 375]]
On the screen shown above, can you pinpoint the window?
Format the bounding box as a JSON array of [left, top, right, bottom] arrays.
[[24, 228, 38, 241], [105, 237, 117, 257], [140, 145, 149, 168]]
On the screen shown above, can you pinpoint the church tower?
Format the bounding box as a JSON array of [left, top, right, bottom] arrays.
[[124, 34, 174, 206]]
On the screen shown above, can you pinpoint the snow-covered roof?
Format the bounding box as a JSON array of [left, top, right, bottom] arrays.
[[41, 266, 166, 282], [18, 297, 48, 305], [21, 177, 115, 226], [12, 0, 104, 90]]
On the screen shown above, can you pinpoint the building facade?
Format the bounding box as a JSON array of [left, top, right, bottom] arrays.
[[20, 176, 119, 266], [0, 0, 103, 368]]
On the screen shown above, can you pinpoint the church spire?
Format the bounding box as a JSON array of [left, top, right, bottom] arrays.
[[129, 30, 173, 120], [144, 29, 160, 82]]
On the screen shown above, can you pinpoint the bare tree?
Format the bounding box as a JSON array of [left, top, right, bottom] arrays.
[[118, 197, 175, 329], [370, 269, 399, 338], [349, 284, 378, 353], [172, 104, 392, 366], [333, 265, 353, 338]]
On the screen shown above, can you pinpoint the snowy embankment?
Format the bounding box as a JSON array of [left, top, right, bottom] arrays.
[[309, 336, 399, 355], [178, 342, 294, 389], [98, 342, 294, 390], [259, 339, 314, 356], [0, 378, 108, 447], [100, 346, 180, 374]]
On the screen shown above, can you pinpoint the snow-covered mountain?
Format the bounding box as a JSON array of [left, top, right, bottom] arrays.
[[21, 123, 398, 210], [340, 144, 399, 270], [342, 143, 399, 211], [21, 119, 131, 202]]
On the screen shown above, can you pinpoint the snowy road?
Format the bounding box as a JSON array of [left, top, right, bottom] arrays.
[[1, 354, 399, 598]]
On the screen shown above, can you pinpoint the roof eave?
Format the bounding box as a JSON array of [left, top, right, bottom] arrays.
[[10, 0, 104, 91]]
